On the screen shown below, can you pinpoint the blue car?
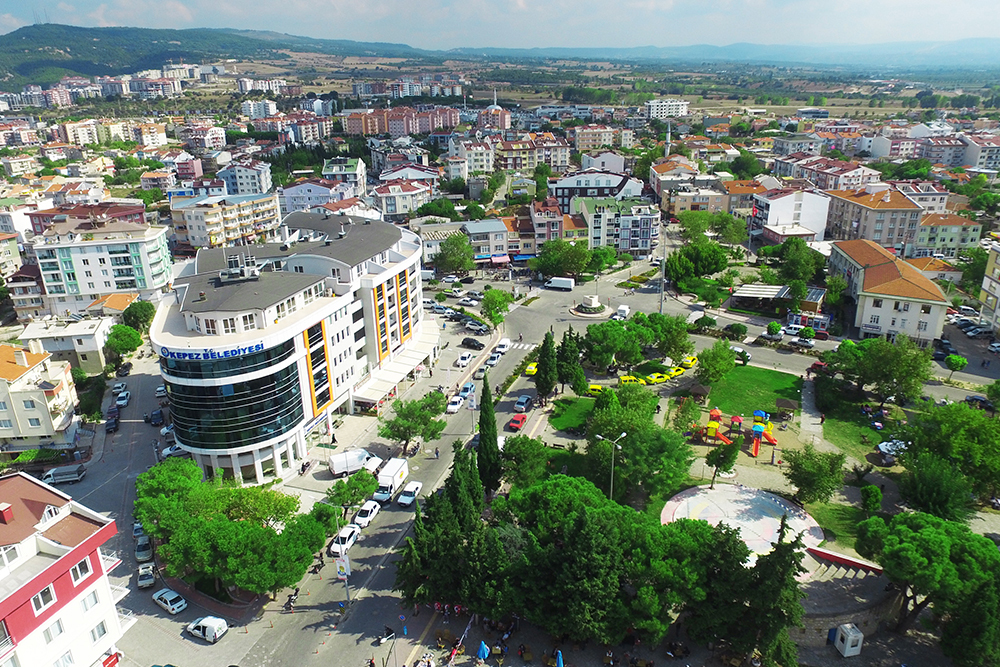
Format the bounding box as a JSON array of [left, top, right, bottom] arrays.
[[459, 382, 476, 399]]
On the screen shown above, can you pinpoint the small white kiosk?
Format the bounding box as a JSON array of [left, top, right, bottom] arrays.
[[834, 623, 864, 657]]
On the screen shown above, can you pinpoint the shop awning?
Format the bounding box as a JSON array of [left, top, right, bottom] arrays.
[[490, 255, 510, 264], [353, 326, 440, 402], [512, 254, 534, 261]]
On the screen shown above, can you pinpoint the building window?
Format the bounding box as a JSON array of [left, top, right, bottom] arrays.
[[872, 299, 883, 308], [242, 314, 256, 330], [921, 304, 932, 314], [81, 590, 98, 611], [869, 315, 880, 325], [918, 320, 928, 331], [204, 319, 217, 335], [222, 318, 236, 335], [53, 652, 74, 667], [43, 619, 64, 644], [23, 400, 34, 409], [0, 402, 7, 410], [294, 265, 304, 273], [70, 557, 91, 584], [90, 621, 107, 643], [0, 420, 13, 429], [28, 418, 41, 428], [32, 585, 56, 614]]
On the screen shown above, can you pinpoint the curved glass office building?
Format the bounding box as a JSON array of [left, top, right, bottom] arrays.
[[150, 214, 436, 484]]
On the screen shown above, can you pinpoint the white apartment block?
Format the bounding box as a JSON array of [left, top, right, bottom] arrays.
[[451, 140, 494, 175], [20, 317, 115, 375], [574, 197, 660, 258], [371, 180, 431, 221], [0, 342, 78, 449], [916, 137, 966, 168], [748, 188, 831, 242], [240, 99, 278, 120], [218, 160, 273, 196], [169, 193, 281, 249], [278, 179, 355, 216], [644, 99, 690, 119], [321, 158, 368, 198], [961, 134, 1000, 170]]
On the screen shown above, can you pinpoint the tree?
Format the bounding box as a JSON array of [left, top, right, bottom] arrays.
[[587, 246, 618, 274], [122, 300, 156, 332], [787, 279, 808, 312], [530, 238, 592, 278], [825, 274, 848, 308], [799, 326, 815, 340], [433, 233, 475, 274], [479, 290, 514, 328], [766, 321, 782, 337], [945, 354, 969, 380], [417, 198, 461, 221], [860, 484, 882, 517], [898, 452, 975, 523], [134, 187, 164, 206], [377, 391, 448, 448], [706, 437, 741, 489], [501, 435, 549, 488], [695, 338, 736, 385], [71, 367, 87, 385], [663, 251, 695, 282], [957, 247, 989, 294], [727, 323, 748, 339], [988, 379, 1000, 408], [646, 313, 694, 362], [477, 377, 502, 497], [533, 332, 558, 400], [556, 328, 588, 395], [672, 396, 701, 432], [464, 202, 486, 220], [325, 470, 379, 519], [777, 237, 825, 283], [583, 320, 631, 369], [105, 324, 142, 359], [782, 444, 845, 503], [857, 512, 1000, 633]]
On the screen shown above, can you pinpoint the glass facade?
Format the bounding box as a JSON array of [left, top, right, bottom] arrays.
[[159, 340, 296, 379], [168, 362, 304, 449]]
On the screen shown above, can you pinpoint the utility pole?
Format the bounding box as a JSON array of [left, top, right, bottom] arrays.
[[659, 254, 666, 314]]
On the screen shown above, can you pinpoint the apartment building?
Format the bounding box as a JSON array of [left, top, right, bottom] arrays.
[[0, 473, 130, 667], [720, 180, 770, 212], [464, 219, 512, 264], [829, 239, 948, 345], [27, 203, 145, 236], [370, 180, 431, 221], [149, 214, 436, 484], [978, 242, 1000, 331], [1, 156, 35, 178], [870, 135, 917, 159], [772, 134, 823, 156], [581, 151, 626, 173], [649, 159, 701, 199], [888, 181, 949, 215], [169, 193, 281, 249], [574, 198, 660, 258], [184, 126, 226, 150], [139, 171, 176, 191], [30, 215, 171, 316], [0, 342, 78, 449], [378, 164, 441, 193], [530, 198, 562, 248], [370, 144, 430, 176], [961, 134, 1000, 170], [451, 140, 494, 175], [277, 178, 354, 216], [8, 265, 46, 321], [551, 169, 643, 214], [824, 184, 923, 251], [748, 188, 831, 242], [771, 154, 882, 190], [132, 123, 167, 147], [20, 316, 114, 375], [916, 136, 967, 167], [912, 213, 981, 259], [240, 99, 278, 119], [0, 234, 21, 283], [477, 105, 511, 131], [217, 160, 273, 196], [644, 99, 690, 119], [571, 125, 635, 151], [321, 158, 368, 198], [668, 187, 727, 215]]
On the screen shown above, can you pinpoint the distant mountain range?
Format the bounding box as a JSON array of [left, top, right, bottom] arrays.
[[0, 23, 997, 91]]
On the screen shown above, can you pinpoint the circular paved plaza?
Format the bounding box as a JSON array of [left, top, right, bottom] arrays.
[[661, 484, 825, 561]]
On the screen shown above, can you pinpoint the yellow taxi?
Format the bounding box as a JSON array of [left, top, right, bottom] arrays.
[[666, 366, 686, 379], [524, 362, 538, 376], [679, 356, 698, 369], [587, 384, 606, 397], [645, 373, 669, 385], [618, 376, 647, 386]]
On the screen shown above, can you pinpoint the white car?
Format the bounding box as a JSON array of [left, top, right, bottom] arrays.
[[449, 288, 467, 298], [116, 391, 131, 407], [154, 385, 168, 398], [354, 500, 381, 528], [186, 616, 229, 644], [485, 352, 502, 367], [783, 324, 804, 336], [790, 338, 815, 349], [442, 275, 459, 284], [457, 298, 479, 307], [398, 481, 424, 507], [328, 523, 361, 557], [990, 342, 1000, 354], [152, 588, 188, 615], [160, 424, 174, 437], [446, 396, 464, 414], [456, 352, 473, 368], [162, 444, 187, 458], [137, 564, 156, 589], [112, 382, 128, 394], [496, 338, 512, 354], [730, 346, 752, 361]]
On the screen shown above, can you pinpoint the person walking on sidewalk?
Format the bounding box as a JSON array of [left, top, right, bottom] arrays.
[[820, 413, 826, 424], [434, 447, 440, 459]]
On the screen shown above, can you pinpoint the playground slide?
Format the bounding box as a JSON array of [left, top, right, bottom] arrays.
[[751, 437, 761, 457], [762, 431, 778, 445], [716, 433, 733, 445]]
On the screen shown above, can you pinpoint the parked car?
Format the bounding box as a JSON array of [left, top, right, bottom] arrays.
[[354, 500, 381, 528], [666, 366, 685, 378], [459, 382, 476, 399], [966, 395, 995, 411], [783, 324, 804, 336], [507, 414, 528, 431], [116, 391, 131, 407], [449, 288, 467, 298], [989, 342, 1000, 354], [968, 328, 992, 339], [932, 349, 947, 361], [105, 417, 120, 433], [813, 330, 830, 341], [473, 367, 487, 380], [135, 535, 153, 562], [496, 338, 512, 354], [524, 363, 538, 376], [328, 523, 362, 557], [461, 337, 485, 350], [760, 330, 784, 342], [467, 291, 485, 300], [618, 376, 646, 386], [105, 405, 119, 419], [790, 338, 815, 349], [485, 352, 502, 367], [679, 356, 698, 368], [132, 521, 145, 539], [116, 362, 132, 377], [442, 275, 459, 284], [112, 382, 128, 394], [730, 346, 753, 360], [456, 352, 473, 368], [154, 385, 167, 398], [466, 321, 490, 335], [398, 481, 424, 507], [162, 444, 187, 458], [460, 276, 476, 285], [645, 373, 668, 384], [137, 564, 156, 589], [446, 396, 464, 414], [587, 384, 605, 397], [152, 588, 188, 615], [457, 298, 479, 307], [149, 409, 164, 426], [514, 395, 533, 412], [160, 424, 174, 437]]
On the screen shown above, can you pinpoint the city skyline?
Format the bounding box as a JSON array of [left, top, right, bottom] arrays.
[[1, 0, 997, 51]]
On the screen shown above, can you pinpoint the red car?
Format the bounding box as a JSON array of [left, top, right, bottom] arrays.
[[508, 414, 527, 431]]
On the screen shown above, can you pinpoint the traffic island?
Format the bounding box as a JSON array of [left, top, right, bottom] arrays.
[[569, 294, 608, 318]]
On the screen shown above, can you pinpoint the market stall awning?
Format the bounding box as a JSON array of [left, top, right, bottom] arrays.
[[491, 255, 510, 264]]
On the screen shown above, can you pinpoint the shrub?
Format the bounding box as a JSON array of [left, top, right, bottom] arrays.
[[695, 315, 717, 329]]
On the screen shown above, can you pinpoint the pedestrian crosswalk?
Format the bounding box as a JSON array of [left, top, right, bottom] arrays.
[[510, 343, 536, 351]]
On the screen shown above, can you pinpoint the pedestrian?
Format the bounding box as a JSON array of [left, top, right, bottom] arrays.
[[331, 433, 337, 445], [820, 413, 826, 424], [519, 333, 523, 342], [435, 447, 440, 459], [983, 359, 988, 368], [496, 385, 500, 395], [429, 369, 433, 378]]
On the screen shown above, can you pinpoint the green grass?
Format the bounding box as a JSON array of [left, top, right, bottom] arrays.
[[546, 448, 589, 478], [805, 501, 868, 551], [677, 276, 728, 304], [816, 378, 910, 463], [705, 365, 802, 420], [549, 396, 596, 431]]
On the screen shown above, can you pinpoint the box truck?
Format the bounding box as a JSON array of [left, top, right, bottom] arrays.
[[41, 464, 87, 485], [421, 269, 436, 281], [328, 449, 382, 478], [543, 277, 575, 291], [373, 458, 409, 503], [612, 305, 630, 320]]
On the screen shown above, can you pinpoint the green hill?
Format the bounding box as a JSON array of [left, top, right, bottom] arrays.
[[0, 24, 427, 91]]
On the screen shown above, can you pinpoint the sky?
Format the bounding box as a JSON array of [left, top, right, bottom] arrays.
[[0, 0, 995, 50]]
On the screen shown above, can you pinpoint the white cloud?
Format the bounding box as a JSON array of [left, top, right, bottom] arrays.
[[0, 13, 28, 34]]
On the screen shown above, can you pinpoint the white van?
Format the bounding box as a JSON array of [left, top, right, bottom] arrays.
[[496, 338, 512, 354], [959, 305, 978, 316], [186, 616, 229, 644]]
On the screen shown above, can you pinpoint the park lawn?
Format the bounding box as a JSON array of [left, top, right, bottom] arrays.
[[549, 396, 596, 432], [546, 448, 589, 479], [707, 366, 803, 420], [821, 393, 910, 464], [805, 501, 868, 552]]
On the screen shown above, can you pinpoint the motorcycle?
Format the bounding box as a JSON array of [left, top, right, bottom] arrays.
[[379, 626, 396, 645]]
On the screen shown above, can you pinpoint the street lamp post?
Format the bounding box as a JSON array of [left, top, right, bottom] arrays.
[[597, 432, 627, 500]]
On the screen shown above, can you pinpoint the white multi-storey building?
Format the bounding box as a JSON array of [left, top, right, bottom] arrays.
[[277, 179, 355, 216], [30, 217, 171, 316], [240, 99, 278, 119], [149, 213, 437, 485], [0, 342, 79, 450], [169, 193, 281, 249], [573, 198, 660, 258], [0, 472, 131, 667], [644, 99, 690, 119], [217, 160, 273, 196]]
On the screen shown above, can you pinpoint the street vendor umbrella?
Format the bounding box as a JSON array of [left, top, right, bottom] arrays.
[[478, 641, 490, 661], [556, 649, 564, 667]]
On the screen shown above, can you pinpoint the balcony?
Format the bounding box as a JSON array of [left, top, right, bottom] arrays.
[[100, 549, 122, 573], [110, 582, 129, 604], [117, 607, 137, 633]]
